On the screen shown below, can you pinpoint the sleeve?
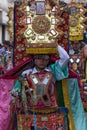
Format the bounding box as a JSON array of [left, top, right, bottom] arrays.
[[50, 45, 69, 80], [58, 45, 69, 68], [22, 69, 32, 76]]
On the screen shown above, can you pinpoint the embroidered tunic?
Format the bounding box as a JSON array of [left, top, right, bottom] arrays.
[[21, 45, 69, 113], [26, 71, 58, 111]]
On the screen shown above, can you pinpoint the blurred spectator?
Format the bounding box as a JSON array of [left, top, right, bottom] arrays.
[[0, 41, 14, 73], [69, 41, 86, 55], [6, 54, 13, 71], [0, 54, 4, 67], [0, 66, 4, 75], [0, 43, 5, 54], [0, 40, 11, 55], [3, 40, 10, 51], [83, 29, 87, 44], [1, 40, 13, 71], [0, 54, 5, 75]]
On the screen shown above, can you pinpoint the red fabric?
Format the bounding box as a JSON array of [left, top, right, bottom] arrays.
[[1, 57, 32, 79], [26, 72, 57, 109], [14, 4, 30, 66], [1, 56, 79, 79], [58, 10, 69, 52], [0, 66, 4, 70], [68, 68, 79, 78], [14, 5, 69, 66], [50, 54, 59, 63], [17, 112, 65, 130]]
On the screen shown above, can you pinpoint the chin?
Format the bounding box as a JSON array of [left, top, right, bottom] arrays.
[[39, 66, 46, 69], [40, 67, 45, 69]]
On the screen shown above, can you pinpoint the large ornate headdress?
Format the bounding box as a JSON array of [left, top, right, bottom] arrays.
[[7, 0, 68, 65], [68, 1, 87, 41], [24, 0, 62, 54]]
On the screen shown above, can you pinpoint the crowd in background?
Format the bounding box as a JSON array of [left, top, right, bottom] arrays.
[[0, 40, 13, 75]]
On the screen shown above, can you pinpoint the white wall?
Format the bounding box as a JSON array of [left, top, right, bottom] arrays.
[[2, 11, 9, 25], [0, 1, 10, 43], [0, 0, 9, 12], [5, 26, 10, 40]]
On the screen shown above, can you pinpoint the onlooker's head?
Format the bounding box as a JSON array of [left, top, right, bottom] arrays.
[[0, 43, 3, 49], [3, 40, 10, 49], [8, 44, 13, 51], [71, 41, 81, 51]]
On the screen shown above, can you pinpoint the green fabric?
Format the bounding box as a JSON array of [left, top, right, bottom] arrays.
[[14, 80, 21, 92], [50, 61, 68, 106], [67, 78, 87, 130], [56, 81, 65, 107], [50, 61, 69, 81]]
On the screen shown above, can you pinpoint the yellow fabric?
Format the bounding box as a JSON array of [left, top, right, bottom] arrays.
[[30, 107, 58, 114], [70, 35, 83, 41], [26, 48, 57, 54], [18, 115, 23, 130], [62, 79, 76, 130]]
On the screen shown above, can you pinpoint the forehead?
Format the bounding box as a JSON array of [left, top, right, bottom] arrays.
[[34, 54, 50, 59], [71, 41, 80, 44]]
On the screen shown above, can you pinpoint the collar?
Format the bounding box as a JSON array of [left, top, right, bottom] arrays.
[[32, 67, 50, 74]]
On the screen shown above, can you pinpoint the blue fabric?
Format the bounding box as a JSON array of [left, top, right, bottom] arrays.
[[50, 61, 69, 80], [33, 114, 37, 130], [67, 78, 87, 130], [14, 113, 18, 130], [58, 107, 68, 114]]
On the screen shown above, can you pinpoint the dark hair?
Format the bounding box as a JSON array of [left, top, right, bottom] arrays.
[[3, 40, 10, 45], [0, 44, 2, 47], [48, 0, 57, 8], [34, 54, 50, 59]]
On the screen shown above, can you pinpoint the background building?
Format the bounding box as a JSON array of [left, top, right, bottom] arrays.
[[0, 0, 10, 44], [0, 0, 86, 44]]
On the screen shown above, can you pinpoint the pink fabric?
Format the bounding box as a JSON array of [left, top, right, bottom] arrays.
[[0, 79, 14, 130]]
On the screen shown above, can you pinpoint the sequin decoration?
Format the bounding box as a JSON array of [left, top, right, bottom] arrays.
[[32, 16, 51, 34]]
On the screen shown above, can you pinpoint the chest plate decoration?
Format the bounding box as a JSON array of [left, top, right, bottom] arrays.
[[28, 72, 52, 106]]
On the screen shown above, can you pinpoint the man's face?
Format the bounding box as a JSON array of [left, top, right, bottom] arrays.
[[71, 42, 80, 51], [4, 43, 8, 48], [35, 55, 49, 70]]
